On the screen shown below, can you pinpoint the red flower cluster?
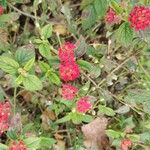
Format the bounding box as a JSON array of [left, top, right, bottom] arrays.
[[129, 6, 150, 31], [59, 63, 80, 81], [105, 7, 121, 25], [0, 6, 4, 16], [9, 141, 27, 150], [120, 139, 132, 150], [0, 101, 11, 135], [76, 97, 92, 113], [61, 84, 78, 100], [58, 42, 80, 81], [58, 42, 76, 63]]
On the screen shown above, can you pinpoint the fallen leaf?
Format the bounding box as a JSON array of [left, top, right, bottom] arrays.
[[41, 108, 56, 131], [19, 90, 33, 102], [54, 24, 68, 35], [82, 117, 108, 150]]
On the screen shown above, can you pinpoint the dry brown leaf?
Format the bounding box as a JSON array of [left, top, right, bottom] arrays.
[[53, 140, 66, 150], [41, 108, 56, 130], [19, 90, 33, 102], [54, 133, 64, 140], [54, 24, 68, 35], [0, 29, 8, 43], [81, 117, 108, 150]]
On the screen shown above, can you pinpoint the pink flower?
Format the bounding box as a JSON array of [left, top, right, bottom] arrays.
[[62, 84, 78, 100], [105, 7, 121, 25], [0, 101, 11, 135], [9, 140, 27, 150], [128, 6, 150, 31], [58, 42, 76, 63], [0, 6, 4, 16], [120, 139, 132, 150], [76, 97, 92, 113], [59, 62, 80, 81]]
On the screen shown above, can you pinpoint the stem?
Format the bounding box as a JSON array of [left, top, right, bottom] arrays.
[[56, 32, 62, 45]]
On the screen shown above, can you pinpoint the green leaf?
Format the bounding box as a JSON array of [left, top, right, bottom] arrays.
[[143, 101, 150, 114], [81, 114, 93, 123], [0, 56, 19, 74], [0, 143, 8, 150], [41, 24, 53, 39], [89, 65, 101, 78], [15, 47, 35, 65], [79, 81, 91, 96], [99, 105, 116, 116], [70, 112, 83, 124], [75, 36, 87, 58], [115, 105, 130, 114], [94, 0, 108, 18], [6, 130, 18, 140], [125, 90, 150, 103], [106, 129, 125, 139], [23, 75, 43, 91], [109, 0, 123, 14], [2, 0, 7, 7], [0, 12, 19, 23], [24, 137, 41, 150], [77, 59, 93, 71], [39, 137, 56, 148], [39, 61, 50, 73], [140, 132, 150, 143], [60, 99, 73, 108], [23, 58, 35, 71], [55, 114, 71, 124], [48, 71, 61, 85], [39, 43, 51, 59], [77, 59, 101, 78], [81, 0, 95, 9], [81, 4, 97, 30], [115, 22, 133, 47], [128, 134, 140, 142]]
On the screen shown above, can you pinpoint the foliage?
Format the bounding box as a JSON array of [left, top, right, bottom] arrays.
[[0, 0, 150, 149]]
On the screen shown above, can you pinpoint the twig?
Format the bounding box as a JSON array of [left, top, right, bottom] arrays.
[[7, 2, 61, 25], [98, 56, 133, 87]]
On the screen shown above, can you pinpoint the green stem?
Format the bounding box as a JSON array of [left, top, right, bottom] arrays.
[[56, 32, 62, 46]]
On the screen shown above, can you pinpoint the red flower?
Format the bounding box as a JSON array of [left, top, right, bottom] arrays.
[[62, 84, 78, 100], [0, 101, 11, 135], [128, 6, 150, 31], [120, 139, 132, 150], [58, 42, 76, 63], [59, 63, 80, 81], [105, 8, 121, 25], [76, 97, 92, 113], [0, 6, 4, 16], [9, 140, 27, 150]]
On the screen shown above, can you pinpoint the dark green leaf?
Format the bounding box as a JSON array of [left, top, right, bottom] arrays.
[[81, 5, 97, 30], [94, 0, 108, 18], [15, 47, 35, 65], [115, 22, 133, 47], [55, 114, 71, 124]]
